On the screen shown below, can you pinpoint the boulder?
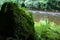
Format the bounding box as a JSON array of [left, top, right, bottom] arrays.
[[0, 2, 35, 40]]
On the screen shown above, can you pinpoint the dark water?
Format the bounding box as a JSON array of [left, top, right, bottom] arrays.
[[29, 10, 60, 25]]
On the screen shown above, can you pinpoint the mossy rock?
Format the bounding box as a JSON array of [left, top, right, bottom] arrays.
[[0, 2, 35, 40]]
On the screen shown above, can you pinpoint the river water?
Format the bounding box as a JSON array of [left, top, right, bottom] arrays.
[[28, 10, 60, 25]]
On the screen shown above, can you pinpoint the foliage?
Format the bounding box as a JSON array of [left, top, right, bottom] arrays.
[[0, 2, 35, 40], [24, 0, 60, 11], [34, 19, 60, 40], [0, 0, 16, 7], [0, 0, 60, 11]]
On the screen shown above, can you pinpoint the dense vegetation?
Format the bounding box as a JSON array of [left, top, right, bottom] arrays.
[[24, 0, 60, 11], [0, 0, 60, 11], [18, 0, 60, 11], [0, 2, 35, 40], [34, 19, 60, 40]]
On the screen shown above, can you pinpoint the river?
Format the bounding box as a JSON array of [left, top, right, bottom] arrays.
[[28, 10, 60, 25]]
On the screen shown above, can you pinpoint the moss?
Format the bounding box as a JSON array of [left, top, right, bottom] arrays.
[[0, 2, 35, 40]]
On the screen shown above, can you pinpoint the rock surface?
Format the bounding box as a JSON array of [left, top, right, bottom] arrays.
[[0, 2, 35, 40]]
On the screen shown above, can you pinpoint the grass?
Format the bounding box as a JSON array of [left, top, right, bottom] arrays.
[[34, 19, 60, 40]]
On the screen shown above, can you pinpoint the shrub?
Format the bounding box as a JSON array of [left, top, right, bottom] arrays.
[[34, 19, 60, 40]]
